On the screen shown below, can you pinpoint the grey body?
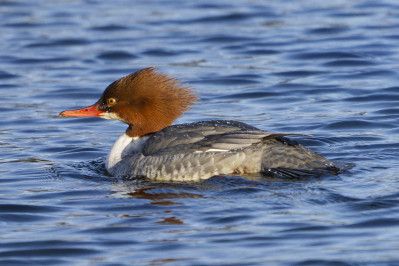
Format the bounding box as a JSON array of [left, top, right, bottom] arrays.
[[108, 120, 336, 181]]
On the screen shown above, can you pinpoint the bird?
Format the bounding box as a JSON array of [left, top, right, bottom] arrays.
[[59, 67, 338, 182]]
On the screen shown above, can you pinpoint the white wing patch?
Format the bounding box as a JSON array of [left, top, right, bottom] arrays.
[[194, 148, 229, 154]]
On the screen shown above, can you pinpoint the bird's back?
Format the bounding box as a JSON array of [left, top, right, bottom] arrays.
[[110, 120, 337, 181]]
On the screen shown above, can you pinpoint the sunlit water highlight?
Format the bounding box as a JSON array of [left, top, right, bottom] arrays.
[[1, 0, 399, 264]]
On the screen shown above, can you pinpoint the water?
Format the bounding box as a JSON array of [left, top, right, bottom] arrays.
[[1, 0, 399, 264]]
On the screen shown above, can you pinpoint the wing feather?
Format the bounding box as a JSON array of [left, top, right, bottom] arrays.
[[142, 120, 309, 156]]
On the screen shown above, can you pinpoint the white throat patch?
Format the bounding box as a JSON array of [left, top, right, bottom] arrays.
[[100, 112, 123, 121]]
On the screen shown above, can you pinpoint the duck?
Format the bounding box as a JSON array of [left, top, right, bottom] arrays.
[[59, 67, 337, 181]]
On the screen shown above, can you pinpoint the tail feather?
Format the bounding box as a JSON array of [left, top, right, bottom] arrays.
[[259, 135, 339, 178]]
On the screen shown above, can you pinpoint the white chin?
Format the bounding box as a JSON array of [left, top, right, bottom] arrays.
[[100, 112, 123, 121]]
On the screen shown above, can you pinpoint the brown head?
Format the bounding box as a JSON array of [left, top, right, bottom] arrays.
[[59, 67, 198, 137]]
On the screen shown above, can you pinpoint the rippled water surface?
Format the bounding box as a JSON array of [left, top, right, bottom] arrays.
[[2, 0, 399, 264]]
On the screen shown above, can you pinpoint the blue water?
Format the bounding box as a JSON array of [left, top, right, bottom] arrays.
[[2, 0, 399, 264]]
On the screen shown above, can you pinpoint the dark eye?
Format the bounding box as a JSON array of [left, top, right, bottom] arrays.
[[107, 98, 117, 105]]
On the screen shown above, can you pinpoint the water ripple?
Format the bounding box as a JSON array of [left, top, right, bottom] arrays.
[[1, 0, 399, 265]]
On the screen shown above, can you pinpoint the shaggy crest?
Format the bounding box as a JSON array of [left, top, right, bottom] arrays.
[[98, 67, 198, 137]]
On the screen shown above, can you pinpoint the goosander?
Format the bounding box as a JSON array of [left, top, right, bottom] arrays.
[[59, 67, 337, 181]]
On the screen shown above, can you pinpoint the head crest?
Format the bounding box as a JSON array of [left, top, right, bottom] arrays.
[[101, 67, 199, 137]]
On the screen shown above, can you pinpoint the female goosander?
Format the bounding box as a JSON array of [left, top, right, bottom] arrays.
[[59, 67, 337, 181]]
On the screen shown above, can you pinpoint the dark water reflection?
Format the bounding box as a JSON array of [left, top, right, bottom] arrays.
[[2, 0, 399, 264]]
